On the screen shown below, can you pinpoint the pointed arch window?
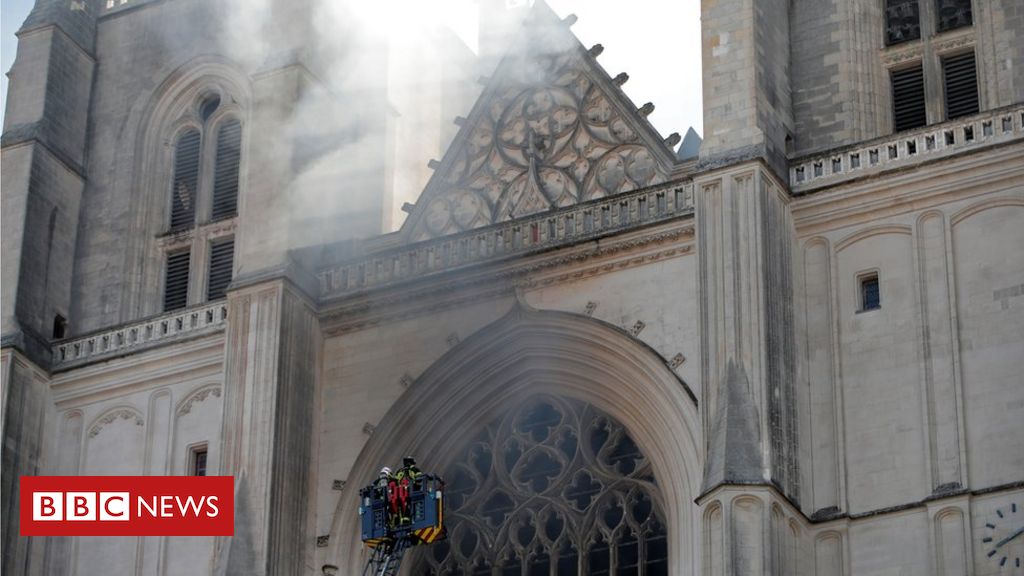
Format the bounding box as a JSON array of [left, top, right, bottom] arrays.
[[212, 118, 242, 221], [412, 396, 669, 575], [170, 129, 201, 231], [160, 92, 242, 312]]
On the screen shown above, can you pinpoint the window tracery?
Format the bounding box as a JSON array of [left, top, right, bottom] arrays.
[[413, 396, 668, 575], [160, 90, 240, 311]]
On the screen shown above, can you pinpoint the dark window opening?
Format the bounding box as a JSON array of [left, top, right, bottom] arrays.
[[861, 274, 881, 311], [936, 0, 972, 32], [943, 51, 979, 120], [891, 64, 927, 132], [206, 238, 235, 301], [211, 119, 242, 220], [170, 129, 201, 231], [52, 314, 67, 340], [199, 95, 221, 122], [164, 250, 191, 312], [885, 0, 921, 46], [191, 447, 208, 476]]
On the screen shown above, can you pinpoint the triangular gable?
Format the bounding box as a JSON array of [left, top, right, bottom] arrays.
[[401, 1, 678, 242]]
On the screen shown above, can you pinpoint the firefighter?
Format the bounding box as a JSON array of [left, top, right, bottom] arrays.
[[393, 457, 421, 525]]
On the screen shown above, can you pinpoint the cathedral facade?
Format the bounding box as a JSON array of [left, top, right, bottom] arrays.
[[2, 0, 1023, 574]]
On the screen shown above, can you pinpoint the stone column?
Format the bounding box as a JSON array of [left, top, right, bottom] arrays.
[[217, 277, 320, 575], [695, 163, 801, 575], [1, 350, 50, 575]]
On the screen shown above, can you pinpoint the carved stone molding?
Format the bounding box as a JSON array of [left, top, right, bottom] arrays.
[[53, 301, 228, 370], [319, 218, 693, 335], [932, 30, 975, 55], [88, 407, 144, 438], [791, 104, 1024, 194], [320, 179, 695, 300], [402, 10, 676, 242], [881, 44, 924, 67], [176, 384, 222, 417]]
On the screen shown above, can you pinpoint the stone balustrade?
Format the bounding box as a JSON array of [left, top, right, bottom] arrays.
[[52, 301, 228, 369], [790, 104, 1024, 193], [319, 180, 696, 299]]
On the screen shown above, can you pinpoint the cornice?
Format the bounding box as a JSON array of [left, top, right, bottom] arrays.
[[791, 141, 1024, 236], [50, 333, 224, 407], [320, 219, 695, 336]]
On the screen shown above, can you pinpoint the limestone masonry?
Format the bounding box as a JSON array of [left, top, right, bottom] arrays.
[[2, 0, 1022, 574]]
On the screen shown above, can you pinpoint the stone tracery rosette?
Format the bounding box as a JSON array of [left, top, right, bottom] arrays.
[[412, 396, 669, 574], [410, 49, 670, 241]]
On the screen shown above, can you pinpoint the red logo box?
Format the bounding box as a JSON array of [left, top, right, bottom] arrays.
[[20, 476, 234, 536]]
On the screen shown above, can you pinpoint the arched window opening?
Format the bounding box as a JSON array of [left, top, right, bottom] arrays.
[[211, 118, 242, 220], [160, 88, 243, 312], [170, 129, 201, 231], [199, 94, 221, 122], [413, 396, 668, 575]]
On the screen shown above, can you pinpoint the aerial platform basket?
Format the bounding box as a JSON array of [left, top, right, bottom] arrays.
[[359, 473, 446, 548]]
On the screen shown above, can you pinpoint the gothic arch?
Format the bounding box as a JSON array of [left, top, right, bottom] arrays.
[[86, 405, 144, 439], [324, 302, 702, 575], [120, 55, 252, 320]]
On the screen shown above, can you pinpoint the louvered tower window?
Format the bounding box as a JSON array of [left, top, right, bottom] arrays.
[[943, 52, 979, 120], [936, 0, 972, 32], [891, 65, 927, 132], [164, 250, 191, 311], [885, 0, 920, 46], [159, 92, 243, 313], [212, 119, 242, 220], [170, 129, 201, 231], [206, 238, 234, 301]]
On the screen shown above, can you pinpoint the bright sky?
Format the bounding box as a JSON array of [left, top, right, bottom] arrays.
[[0, 0, 702, 137]]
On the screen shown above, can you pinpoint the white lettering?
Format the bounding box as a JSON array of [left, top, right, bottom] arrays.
[[137, 496, 158, 517], [205, 496, 219, 518]]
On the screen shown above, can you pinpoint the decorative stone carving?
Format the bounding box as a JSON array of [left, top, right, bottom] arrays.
[[407, 37, 671, 241], [881, 44, 923, 67], [177, 385, 222, 417], [411, 396, 667, 574], [932, 31, 975, 55], [88, 408, 144, 438], [630, 320, 646, 336]]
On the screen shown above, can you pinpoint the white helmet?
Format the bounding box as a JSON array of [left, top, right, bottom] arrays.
[[380, 466, 392, 476]]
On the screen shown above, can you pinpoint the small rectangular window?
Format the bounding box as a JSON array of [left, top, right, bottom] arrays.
[[891, 64, 927, 132], [207, 238, 235, 301], [942, 51, 979, 120], [191, 447, 208, 477], [164, 250, 191, 312], [861, 274, 881, 311], [885, 0, 921, 46], [936, 0, 972, 32]]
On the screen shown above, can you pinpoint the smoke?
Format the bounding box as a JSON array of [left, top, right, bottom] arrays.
[[211, 0, 482, 257], [206, 0, 699, 258]]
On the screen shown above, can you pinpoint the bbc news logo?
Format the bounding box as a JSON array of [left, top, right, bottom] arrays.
[[20, 476, 233, 536]]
